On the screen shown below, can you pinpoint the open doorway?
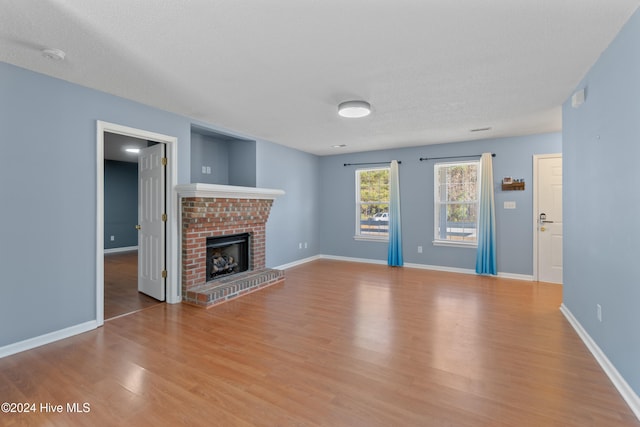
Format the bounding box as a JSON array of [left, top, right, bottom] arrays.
[[103, 132, 163, 319], [96, 121, 179, 327], [104, 251, 160, 319]]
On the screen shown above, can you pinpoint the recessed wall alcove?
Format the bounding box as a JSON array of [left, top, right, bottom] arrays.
[[190, 125, 256, 187]]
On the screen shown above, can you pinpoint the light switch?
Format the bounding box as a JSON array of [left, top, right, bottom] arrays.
[[504, 201, 516, 209], [202, 166, 207, 174]]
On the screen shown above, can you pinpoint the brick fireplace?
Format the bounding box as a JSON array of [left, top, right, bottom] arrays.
[[176, 183, 285, 308]]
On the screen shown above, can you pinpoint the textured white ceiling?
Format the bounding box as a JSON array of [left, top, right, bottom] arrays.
[[2, 1, 639, 155]]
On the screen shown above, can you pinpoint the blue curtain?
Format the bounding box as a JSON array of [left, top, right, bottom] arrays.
[[388, 160, 403, 266], [476, 153, 497, 275]]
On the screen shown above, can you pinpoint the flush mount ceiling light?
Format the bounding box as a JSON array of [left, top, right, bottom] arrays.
[[41, 48, 66, 61], [125, 148, 140, 154], [338, 100, 371, 118], [331, 144, 347, 148]]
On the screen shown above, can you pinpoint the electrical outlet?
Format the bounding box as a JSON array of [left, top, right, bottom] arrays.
[[110, 235, 115, 241], [206, 166, 211, 174], [597, 304, 602, 322], [417, 246, 423, 253], [304, 242, 308, 249], [298, 242, 302, 249], [202, 166, 207, 174]]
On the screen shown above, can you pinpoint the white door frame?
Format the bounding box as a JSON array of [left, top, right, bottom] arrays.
[[96, 121, 180, 327], [532, 153, 562, 282]]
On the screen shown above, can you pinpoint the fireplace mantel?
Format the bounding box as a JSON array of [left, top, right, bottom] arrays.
[[176, 183, 285, 200]]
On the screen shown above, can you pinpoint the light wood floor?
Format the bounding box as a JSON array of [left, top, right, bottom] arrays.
[[104, 251, 162, 320], [1, 260, 638, 426]]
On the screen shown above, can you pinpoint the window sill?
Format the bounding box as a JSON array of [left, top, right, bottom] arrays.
[[354, 235, 389, 243], [433, 240, 477, 248]]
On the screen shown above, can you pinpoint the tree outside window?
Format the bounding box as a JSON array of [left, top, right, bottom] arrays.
[[434, 161, 479, 244], [356, 167, 389, 239]]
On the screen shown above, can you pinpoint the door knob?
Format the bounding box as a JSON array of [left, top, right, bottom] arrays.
[[135, 224, 141, 230], [539, 213, 554, 224]]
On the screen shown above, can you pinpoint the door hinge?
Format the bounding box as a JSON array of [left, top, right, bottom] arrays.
[[161, 270, 167, 279], [161, 157, 167, 166], [161, 213, 167, 222]]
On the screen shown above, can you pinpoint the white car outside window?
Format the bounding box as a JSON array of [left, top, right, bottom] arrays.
[[373, 212, 389, 221]]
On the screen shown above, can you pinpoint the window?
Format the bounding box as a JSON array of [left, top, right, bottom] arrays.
[[355, 167, 389, 240], [434, 161, 479, 246]]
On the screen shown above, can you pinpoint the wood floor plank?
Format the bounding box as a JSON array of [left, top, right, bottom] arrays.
[[104, 251, 162, 320], [1, 259, 638, 426]]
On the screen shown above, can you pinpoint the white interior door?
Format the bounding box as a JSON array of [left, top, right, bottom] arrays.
[[536, 155, 563, 284], [138, 144, 166, 300]]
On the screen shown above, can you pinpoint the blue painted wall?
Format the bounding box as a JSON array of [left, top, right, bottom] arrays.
[[0, 62, 192, 347], [319, 133, 561, 275], [191, 132, 257, 186], [563, 8, 640, 395], [229, 140, 257, 187], [191, 132, 229, 184], [256, 140, 320, 267], [104, 160, 138, 249]]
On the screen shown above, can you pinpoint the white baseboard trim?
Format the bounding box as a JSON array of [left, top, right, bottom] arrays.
[[274, 255, 323, 270], [104, 246, 138, 254], [320, 254, 388, 265], [560, 304, 640, 421], [316, 255, 532, 280], [404, 262, 476, 275], [498, 272, 534, 281], [0, 320, 99, 359]]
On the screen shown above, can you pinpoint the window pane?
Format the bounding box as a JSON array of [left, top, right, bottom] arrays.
[[360, 203, 388, 220], [447, 202, 477, 224], [434, 161, 479, 243], [359, 169, 389, 202], [445, 166, 477, 202], [356, 168, 390, 238], [359, 203, 389, 236]]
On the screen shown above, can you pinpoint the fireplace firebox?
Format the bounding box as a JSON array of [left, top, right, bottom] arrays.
[[206, 233, 251, 281]]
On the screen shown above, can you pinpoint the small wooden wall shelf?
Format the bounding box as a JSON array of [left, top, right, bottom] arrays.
[[502, 182, 525, 191]]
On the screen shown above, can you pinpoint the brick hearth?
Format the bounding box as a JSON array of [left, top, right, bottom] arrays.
[[176, 184, 285, 308]]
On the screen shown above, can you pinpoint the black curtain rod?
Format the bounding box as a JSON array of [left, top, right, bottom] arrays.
[[343, 161, 401, 166], [419, 153, 495, 161]]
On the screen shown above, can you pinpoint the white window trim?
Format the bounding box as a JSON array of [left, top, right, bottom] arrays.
[[354, 235, 389, 242], [355, 166, 390, 241], [432, 240, 477, 248], [433, 160, 480, 248]]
